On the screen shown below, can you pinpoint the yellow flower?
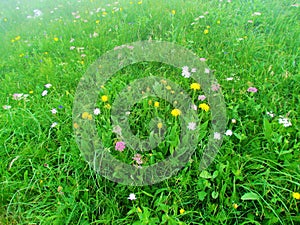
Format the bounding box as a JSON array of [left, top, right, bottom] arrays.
[[82, 112, 93, 120], [204, 29, 209, 34], [15, 36, 21, 41], [157, 122, 163, 129], [190, 83, 201, 90], [199, 103, 210, 112], [102, 11, 107, 16], [73, 123, 79, 129], [148, 100, 152, 105], [137, 207, 142, 213], [154, 101, 159, 107], [101, 95, 108, 102], [179, 208, 185, 214], [54, 37, 59, 41], [104, 104, 111, 109], [171, 108, 181, 117], [29, 90, 34, 94], [19, 53, 24, 57], [233, 203, 238, 209], [11, 39, 15, 43], [292, 192, 300, 200], [138, 1, 142, 4], [171, 10, 176, 15], [166, 85, 172, 90], [96, 20, 100, 24]]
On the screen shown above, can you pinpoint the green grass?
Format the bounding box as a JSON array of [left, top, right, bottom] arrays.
[[0, 0, 300, 224]]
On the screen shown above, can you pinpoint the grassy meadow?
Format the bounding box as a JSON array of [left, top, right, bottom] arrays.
[[0, 0, 300, 224]]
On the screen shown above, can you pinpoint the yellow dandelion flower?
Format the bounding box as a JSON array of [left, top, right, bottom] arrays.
[[101, 95, 108, 102], [29, 90, 34, 94], [96, 20, 100, 24], [54, 37, 59, 41], [292, 192, 300, 200], [154, 101, 159, 107], [138, 1, 142, 4], [137, 207, 142, 213], [87, 114, 92, 120], [166, 85, 172, 90], [160, 79, 167, 84], [157, 122, 163, 129], [233, 203, 238, 209], [82, 112, 90, 119], [73, 123, 79, 129], [11, 39, 15, 43], [204, 29, 209, 34], [102, 11, 107, 16], [171, 108, 181, 117], [15, 36, 21, 41], [19, 53, 24, 57], [171, 10, 176, 15], [199, 103, 210, 112], [190, 82, 201, 90], [179, 208, 185, 214]]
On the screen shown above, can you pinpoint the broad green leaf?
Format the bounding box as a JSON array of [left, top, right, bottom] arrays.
[[241, 192, 259, 200]]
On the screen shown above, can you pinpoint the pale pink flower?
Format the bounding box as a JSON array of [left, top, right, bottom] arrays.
[[13, 93, 23, 100], [187, 122, 196, 130], [133, 154, 143, 165], [214, 132, 221, 140], [204, 68, 210, 74], [190, 104, 197, 110], [198, 95, 206, 101], [211, 84, 220, 91], [199, 58, 206, 61], [247, 87, 258, 93], [115, 141, 125, 151]]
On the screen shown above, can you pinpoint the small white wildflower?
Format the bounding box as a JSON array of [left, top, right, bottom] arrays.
[[214, 132, 221, 140], [41, 90, 48, 96], [94, 108, 101, 115], [128, 193, 137, 200], [225, 130, 233, 136], [44, 83, 52, 88], [51, 108, 57, 114], [51, 122, 58, 128]]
